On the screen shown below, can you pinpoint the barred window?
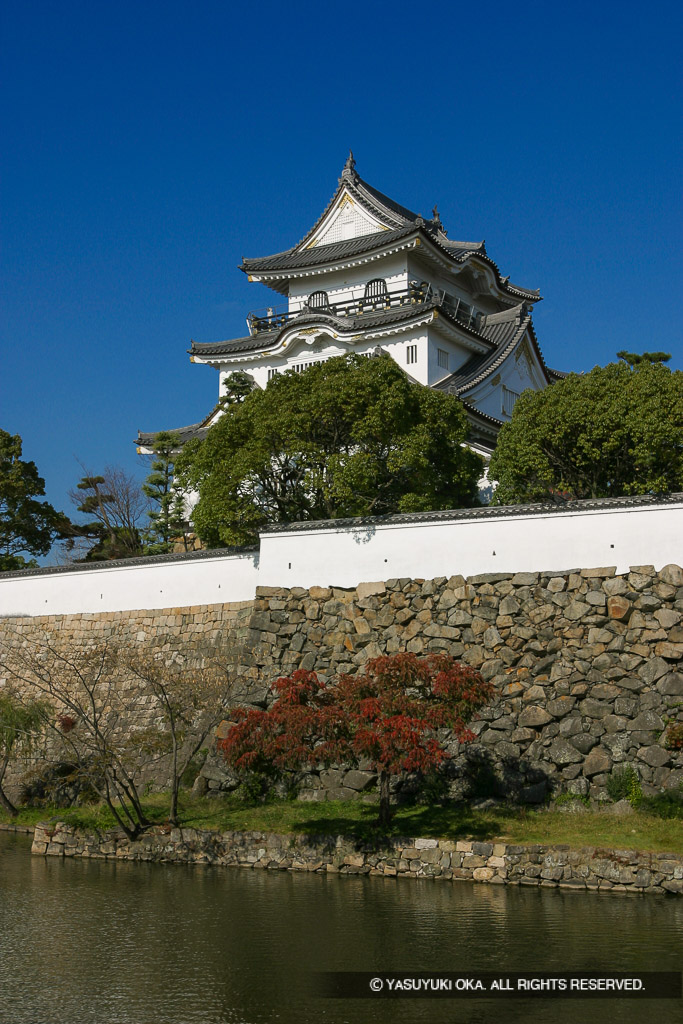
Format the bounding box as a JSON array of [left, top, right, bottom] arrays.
[[407, 344, 418, 365], [364, 278, 388, 300], [292, 360, 324, 373], [308, 290, 329, 309], [437, 349, 449, 370]]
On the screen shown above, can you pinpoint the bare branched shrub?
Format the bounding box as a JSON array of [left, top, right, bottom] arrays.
[[0, 625, 251, 833], [123, 639, 249, 824]]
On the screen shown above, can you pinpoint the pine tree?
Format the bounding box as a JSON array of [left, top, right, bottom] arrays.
[[142, 433, 188, 554], [66, 468, 146, 561]]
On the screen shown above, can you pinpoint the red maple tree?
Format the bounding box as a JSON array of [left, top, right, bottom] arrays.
[[218, 652, 493, 826]]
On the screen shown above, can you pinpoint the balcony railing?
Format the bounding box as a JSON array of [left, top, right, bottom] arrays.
[[246, 284, 482, 336]]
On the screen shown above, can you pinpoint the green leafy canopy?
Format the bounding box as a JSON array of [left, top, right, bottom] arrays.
[[488, 357, 683, 504], [0, 430, 68, 571], [176, 354, 484, 547]]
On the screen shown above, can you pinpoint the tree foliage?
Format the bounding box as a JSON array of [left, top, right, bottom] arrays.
[[219, 652, 493, 827], [0, 429, 68, 570], [142, 432, 190, 554], [177, 355, 483, 547], [617, 350, 671, 367], [66, 466, 147, 561], [488, 358, 683, 504]]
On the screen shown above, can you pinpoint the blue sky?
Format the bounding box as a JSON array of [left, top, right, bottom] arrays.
[[1, 0, 681, 548]]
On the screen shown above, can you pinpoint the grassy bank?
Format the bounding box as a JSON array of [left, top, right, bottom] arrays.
[[2, 794, 682, 854]]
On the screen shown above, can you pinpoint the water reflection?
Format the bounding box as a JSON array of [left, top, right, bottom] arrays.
[[0, 833, 681, 1024]]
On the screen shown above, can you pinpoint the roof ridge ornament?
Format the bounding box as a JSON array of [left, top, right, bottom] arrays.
[[341, 150, 359, 184], [428, 203, 447, 237]]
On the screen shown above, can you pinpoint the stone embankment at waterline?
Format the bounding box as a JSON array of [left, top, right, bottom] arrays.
[[32, 822, 683, 896]]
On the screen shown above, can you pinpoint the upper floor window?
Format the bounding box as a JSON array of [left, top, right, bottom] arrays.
[[293, 359, 324, 374], [308, 290, 329, 309], [502, 385, 521, 417], [406, 344, 418, 365], [364, 278, 388, 301], [437, 349, 449, 370]]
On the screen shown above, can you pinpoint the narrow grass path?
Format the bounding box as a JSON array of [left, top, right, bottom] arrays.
[[2, 794, 682, 854]]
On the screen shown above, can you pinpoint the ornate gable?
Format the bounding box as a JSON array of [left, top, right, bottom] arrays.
[[304, 191, 388, 248]]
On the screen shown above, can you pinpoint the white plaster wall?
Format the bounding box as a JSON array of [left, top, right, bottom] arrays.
[[259, 503, 683, 590], [219, 326, 431, 388], [0, 552, 260, 617], [287, 254, 408, 310], [427, 334, 473, 385], [1, 503, 680, 618]]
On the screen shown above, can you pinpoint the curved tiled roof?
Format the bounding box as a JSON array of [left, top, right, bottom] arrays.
[[136, 402, 224, 448], [433, 305, 553, 396], [241, 158, 540, 303], [259, 492, 683, 533], [242, 224, 416, 274], [191, 329, 280, 358], [242, 224, 540, 304], [190, 299, 495, 361]]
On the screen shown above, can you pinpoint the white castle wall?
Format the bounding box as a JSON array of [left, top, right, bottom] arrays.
[[0, 498, 681, 618], [0, 551, 260, 617], [260, 500, 683, 589]]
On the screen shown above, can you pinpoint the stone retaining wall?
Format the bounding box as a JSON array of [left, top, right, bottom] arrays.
[[31, 822, 683, 895], [3, 564, 683, 805], [0, 601, 254, 796], [201, 564, 683, 804], [0, 600, 253, 652]]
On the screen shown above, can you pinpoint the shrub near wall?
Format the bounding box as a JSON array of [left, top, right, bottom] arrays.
[[201, 565, 683, 804], [0, 601, 257, 798]]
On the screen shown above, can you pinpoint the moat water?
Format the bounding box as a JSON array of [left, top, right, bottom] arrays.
[[0, 832, 681, 1024]]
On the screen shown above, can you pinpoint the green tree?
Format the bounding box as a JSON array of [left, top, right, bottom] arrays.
[[177, 354, 483, 547], [488, 357, 683, 504], [67, 466, 147, 561], [0, 429, 68, 570], [617, 350, 671, 367], [142, 433, 189, 554], [0, 690, 51, 816]]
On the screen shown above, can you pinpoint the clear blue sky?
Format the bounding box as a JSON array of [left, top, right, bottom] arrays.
[[2, 0, 681, 547]]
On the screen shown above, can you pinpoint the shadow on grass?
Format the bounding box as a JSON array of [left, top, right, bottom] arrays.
[[290, 802, 522, 845]]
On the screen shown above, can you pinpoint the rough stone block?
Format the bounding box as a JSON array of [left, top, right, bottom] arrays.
[[659, 564, 683, 587], [637, 745, 670, 768], [607, 596, 632, 620], [655, 642, 683, 661], [356, 581, 386, 600], [518, 705, 552, 727], [582, 746, 612, 776]]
